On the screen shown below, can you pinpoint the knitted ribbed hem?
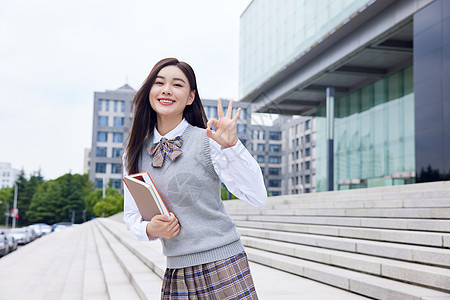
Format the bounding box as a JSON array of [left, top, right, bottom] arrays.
[[166, 240, 245, 269]]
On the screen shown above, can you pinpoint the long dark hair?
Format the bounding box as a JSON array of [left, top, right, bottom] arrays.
[[125, 58, 208, 174]]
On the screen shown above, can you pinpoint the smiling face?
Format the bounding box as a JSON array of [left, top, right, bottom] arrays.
[[149, 65, 195, 126]]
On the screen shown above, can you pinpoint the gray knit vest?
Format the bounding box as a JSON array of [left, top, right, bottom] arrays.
[[138, 124, 244, 268]]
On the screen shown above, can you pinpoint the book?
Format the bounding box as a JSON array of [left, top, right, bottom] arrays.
[[123, 172, 169, 220]]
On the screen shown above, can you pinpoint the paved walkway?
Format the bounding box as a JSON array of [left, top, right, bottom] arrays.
[[0, 218, 369, 299]]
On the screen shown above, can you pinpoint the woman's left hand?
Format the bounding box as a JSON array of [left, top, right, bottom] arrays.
[[206, 98, 241, 148]]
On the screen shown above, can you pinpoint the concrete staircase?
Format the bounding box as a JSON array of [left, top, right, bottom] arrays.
[[223, 181, 450, 299], [0, 181, 449, 299], [2, 217, 368, 299]]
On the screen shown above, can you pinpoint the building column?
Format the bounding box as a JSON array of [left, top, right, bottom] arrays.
[[326, 87, 335, 191]]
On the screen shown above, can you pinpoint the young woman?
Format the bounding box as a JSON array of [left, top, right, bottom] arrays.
[[123, 57, 267, 299]]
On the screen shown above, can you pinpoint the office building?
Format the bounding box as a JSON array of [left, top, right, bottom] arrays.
[[251, 120, 283, 196], [88, 84, 135, 191], [280, 116, 316, 194], [240, 0, 449, 191], [0, 162, 19, 188]]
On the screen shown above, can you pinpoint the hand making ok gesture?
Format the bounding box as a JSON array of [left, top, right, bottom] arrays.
[[206, 98, 241, 148]]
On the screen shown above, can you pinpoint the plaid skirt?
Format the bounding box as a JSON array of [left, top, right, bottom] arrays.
[[161, 252, 258, 300]]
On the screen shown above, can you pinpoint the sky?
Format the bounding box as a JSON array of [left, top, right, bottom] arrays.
[[0, 0, 254, 180]]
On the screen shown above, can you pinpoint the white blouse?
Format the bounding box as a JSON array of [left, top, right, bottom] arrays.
[[123, 118, 267, 241]]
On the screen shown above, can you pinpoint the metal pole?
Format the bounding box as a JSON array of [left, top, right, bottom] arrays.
[[102, 178, 106, 198], [5, 203, 9, 227], [12, 184, 18, 228], [326, 87, 335, 191]]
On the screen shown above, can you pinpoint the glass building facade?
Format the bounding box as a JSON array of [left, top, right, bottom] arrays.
[[239, 0, 371, 98], [315, 66, 415, 191]]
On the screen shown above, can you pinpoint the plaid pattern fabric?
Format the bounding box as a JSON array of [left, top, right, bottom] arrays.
[[161, 252, 258, 300], [148, 136, 183, 168]]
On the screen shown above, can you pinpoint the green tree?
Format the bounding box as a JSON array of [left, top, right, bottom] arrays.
[[26, 172, 93, 224], [54, 173, 86, 223], [0, 187, 14, 226], [92, 188, 124, 217], [15, 170, 43, 225], [84, 189, 103, 220], [27, 180, 62, 224]]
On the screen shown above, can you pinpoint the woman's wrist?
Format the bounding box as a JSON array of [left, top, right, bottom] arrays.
[[146, 222, 156, 239]]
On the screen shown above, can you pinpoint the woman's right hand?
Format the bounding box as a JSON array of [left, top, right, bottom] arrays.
[[146, 212, 180, 239]]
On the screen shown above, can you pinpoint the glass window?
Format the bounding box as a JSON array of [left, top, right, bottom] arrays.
[[305, 148, 311, 157], [97, 132, 107, 142], [305, 161, 310, 170], [269, 144, 281, 152], [237, 124, 246, 134], [114, 100, 118, 112], [95, 178, 103, 189], [112, 147, 122, 158], [257, 155, 265, 163], [111, 163, 122, 174], [257, 143, 265, 152], [305, 134, 310, 143], [269, 168, 280, 175], [113, 133, 123, 143], [121, 101, 125, 112], [98, 116, 108, 127], [269, 131, 281, 140], [305, 175, 310, 184], [269, 156, 281, 164], [305, 119, 311, 130], [96, 147, 107, 157], [96, 163, 106, 173], [242, 108, 247, 120], [98, 99, 103, 111], [111, 179, 122, 189], [105, 100, 110, 111], [270, 191, 281, 196], [268, 179, 281, 187], [114, 117, 124, 127]]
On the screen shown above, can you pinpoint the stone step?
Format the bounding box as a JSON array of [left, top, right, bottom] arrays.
[[239, 215, 450, 232], [242, 236, 450, 292], [97, 218, 166, 278], [100, 217, 373, 300], [227, 207, 450, 218], [245, 247, 450, 299], [59, 224, 89, 299], [234, 219, 450, 248], [94, 219, 162, 299], [223, 183, 450, 208], [91, 221, 140, 299], [83, 223, 108, 299], [238, 227, 450, 267]]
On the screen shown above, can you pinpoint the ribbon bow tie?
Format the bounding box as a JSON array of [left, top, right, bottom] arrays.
[[147, 136, 183, 168]]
